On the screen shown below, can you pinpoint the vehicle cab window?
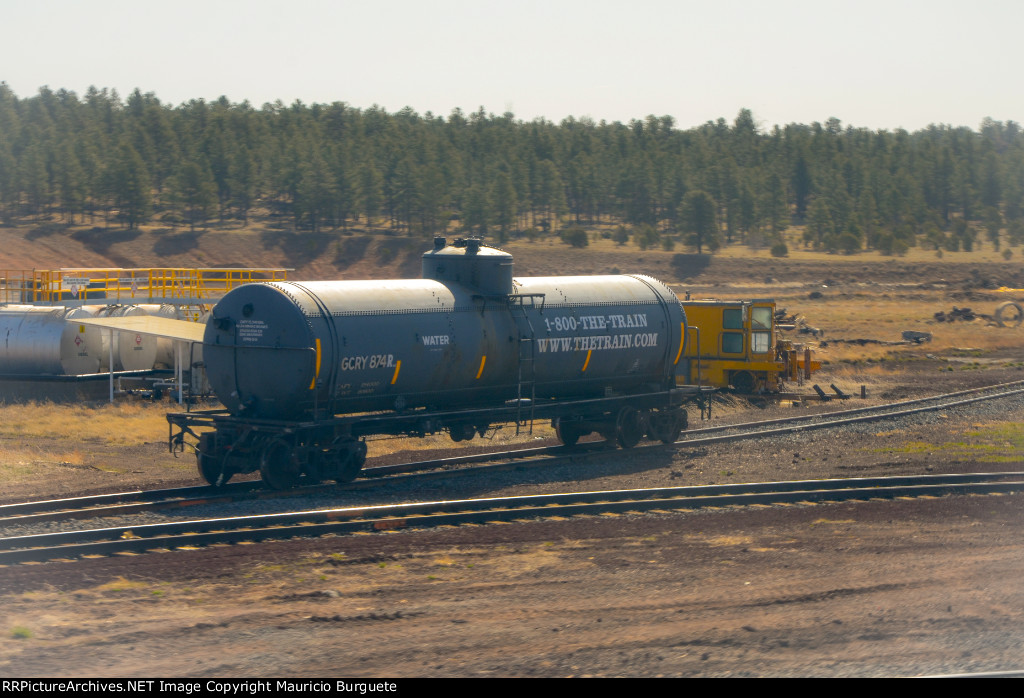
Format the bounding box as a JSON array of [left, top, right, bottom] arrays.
[[722, 332, 743, 353], [723, 308, 743, 329], [751, 307, 772, 330], [751, 306, 772, 353]]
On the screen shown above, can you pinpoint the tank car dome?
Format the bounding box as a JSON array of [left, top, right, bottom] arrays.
[[421, 237, 514, 296]]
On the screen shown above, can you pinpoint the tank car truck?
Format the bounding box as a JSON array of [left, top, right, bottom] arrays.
[[166, 238, 705, 489]]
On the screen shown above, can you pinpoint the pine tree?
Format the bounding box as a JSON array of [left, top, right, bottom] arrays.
[[681, 190, 718, 254], [171, 161, 217, 231], [108, 142, 152, 229]]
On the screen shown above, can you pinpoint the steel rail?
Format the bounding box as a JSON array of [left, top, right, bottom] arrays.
[[3, 380, 1023, 524], [0, 472, 1020, 564], [0, 444, 595, 524], [683, 379, 1024, 437], [0, 481, 264, 523], [676, 386, 1024, 448]]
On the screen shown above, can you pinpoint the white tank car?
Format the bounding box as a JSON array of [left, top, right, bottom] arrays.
[[0, 305, 103, 375], [83, 305, 159, 372]]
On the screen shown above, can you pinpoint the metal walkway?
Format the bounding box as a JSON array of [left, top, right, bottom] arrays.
[[0, 267, 289, 317]]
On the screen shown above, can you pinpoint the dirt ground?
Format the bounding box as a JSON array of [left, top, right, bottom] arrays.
[[0, 491, 1020, 678], [1, 226, 1023, 677], [0, 365, 1022, 677]]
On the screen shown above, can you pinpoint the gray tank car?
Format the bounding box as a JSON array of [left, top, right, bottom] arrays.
[[170, 238, 698, 489]]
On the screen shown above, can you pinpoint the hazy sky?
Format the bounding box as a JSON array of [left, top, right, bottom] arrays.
[[2, 0, 1020, 132]]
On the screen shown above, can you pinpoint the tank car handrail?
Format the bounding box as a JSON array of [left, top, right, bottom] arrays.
[[687, 325, 702, 390], [507, 292, 547, 308]]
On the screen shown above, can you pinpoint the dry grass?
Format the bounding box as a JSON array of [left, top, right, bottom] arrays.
[[777, 293, 1024, 366], [0, 399, 168, 445]]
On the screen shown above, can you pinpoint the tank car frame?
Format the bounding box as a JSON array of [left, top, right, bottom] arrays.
[[168, 387, 698, 488]]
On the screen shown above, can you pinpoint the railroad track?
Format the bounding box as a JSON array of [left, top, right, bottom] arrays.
[[0, 442, 605, 525], [0, 471, 1020, 564], [3, 379, 1023, 527], [677, 379, 1024, 445]]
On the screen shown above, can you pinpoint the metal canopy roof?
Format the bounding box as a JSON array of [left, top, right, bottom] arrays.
[[74, 316, 207, 343]]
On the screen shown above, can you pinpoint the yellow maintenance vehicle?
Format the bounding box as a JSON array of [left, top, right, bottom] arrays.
[[679, 298, 819, 393]]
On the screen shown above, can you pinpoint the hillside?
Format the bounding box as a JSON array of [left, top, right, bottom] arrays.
[[3, 222, 1024, 296]]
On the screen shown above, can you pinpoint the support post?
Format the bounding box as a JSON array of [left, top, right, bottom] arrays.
[[176, 341, 183, 404], [108, 328, 114, 404]]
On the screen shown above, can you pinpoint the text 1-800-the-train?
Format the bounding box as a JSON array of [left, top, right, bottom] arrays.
[[168, 238, 705, 489]]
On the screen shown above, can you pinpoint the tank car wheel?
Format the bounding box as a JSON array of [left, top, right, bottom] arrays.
[[197, 433, 230, 486], [553, 418, 582, 447], [615, 406, 644, 449], [259, 439, 301, 490], [331, 438, 367, 484], [648, 409, 684, 445], [448, 423, 476, 443]]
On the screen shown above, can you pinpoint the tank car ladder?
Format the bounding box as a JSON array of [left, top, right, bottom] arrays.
[[508, 293, 544, 434]]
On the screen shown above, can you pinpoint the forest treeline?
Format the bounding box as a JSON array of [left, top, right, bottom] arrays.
[[1, 83, 1024, 256]]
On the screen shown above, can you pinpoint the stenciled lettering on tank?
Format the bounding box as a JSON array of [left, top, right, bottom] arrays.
[[340, 354, 397, 371], [542, 312, 649, 333], [237, 319, 269, 343], [535, 332, 658, 353], [535, 312, 657, 354], [419, 334, 450, 347]]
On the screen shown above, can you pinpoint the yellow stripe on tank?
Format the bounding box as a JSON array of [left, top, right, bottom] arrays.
[[581, 349, 592, 372], [475, 355, 487, 379], [391, 360, 402, 385], [309, 338, 322, 389], [674, 322, 685, 365]]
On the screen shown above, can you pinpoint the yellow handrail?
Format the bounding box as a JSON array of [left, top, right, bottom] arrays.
[[0, 267, 289, 306]]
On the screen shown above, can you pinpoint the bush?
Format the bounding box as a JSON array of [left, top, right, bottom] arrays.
[[634, 224, 660, 250], [875, 233, 894, 255], [560, 226, 589, 248], [837, 232, 861, 254], [770, 242, 788, 257]]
